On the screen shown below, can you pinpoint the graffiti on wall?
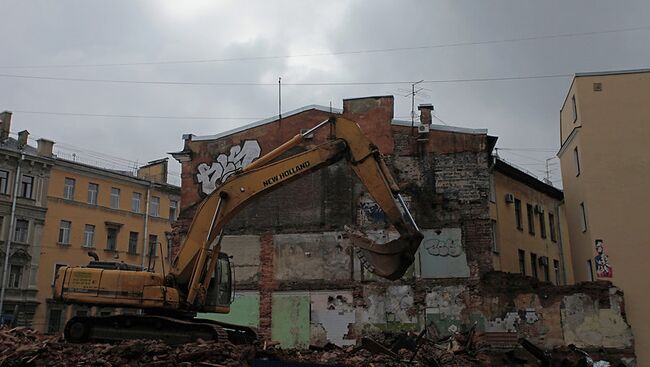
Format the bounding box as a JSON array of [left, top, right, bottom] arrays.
[[594, 239, 613, 278], [196, 140, 261, 195], [423, 236, 462, 257]]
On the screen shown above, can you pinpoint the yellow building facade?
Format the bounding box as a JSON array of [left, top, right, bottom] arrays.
[[490, 158, 574, 285], [558, 69, 650, 364], [33, 158, 179, 333]]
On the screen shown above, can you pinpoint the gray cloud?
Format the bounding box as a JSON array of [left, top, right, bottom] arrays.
[[1, 0, 648, 185]]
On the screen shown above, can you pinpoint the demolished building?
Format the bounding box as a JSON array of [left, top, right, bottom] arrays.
[[171, 96, 635, 363]]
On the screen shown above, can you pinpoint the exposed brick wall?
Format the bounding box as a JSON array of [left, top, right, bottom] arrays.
[[342, 96, 395, 155], [258, 233, 276, 341]]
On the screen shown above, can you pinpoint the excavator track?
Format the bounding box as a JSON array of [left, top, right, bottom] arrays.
[[64, 314, 255, 345]]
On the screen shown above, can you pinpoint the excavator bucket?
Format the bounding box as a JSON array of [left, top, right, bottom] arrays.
[[347, 227, 424, 280]]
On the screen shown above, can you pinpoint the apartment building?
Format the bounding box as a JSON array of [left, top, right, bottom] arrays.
[[32, 156, 180, 333], [558, 69, 650, 364], [490, 157, 574, 285], [0, 112, 53, 326]]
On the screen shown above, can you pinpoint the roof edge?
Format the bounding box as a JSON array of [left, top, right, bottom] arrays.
[[391, 119, 488, 135], [191, 104, 342, 141]]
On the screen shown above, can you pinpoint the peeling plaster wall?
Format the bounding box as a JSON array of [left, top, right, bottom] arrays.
[[273, 232, 351, 283]]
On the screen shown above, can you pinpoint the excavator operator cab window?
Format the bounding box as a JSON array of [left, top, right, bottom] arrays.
[[206, 253, 233, 308]]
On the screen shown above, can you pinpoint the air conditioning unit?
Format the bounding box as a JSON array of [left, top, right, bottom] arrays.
[[534, 204, 544, 214], [505, 193, 515, 204], [539, 256, 549, 266], [418, 124, 430, 134]]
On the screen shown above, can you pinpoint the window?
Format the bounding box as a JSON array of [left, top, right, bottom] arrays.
[[586, 259, 594, 281], [541, 258, 550, 282], [166, 234, 172, 259], [530, 253, 538, 279], [490, 220, 498, 253], [14, 219, 28, 243], [47, 308, 63, 334], [549, 213, 557, 242], [579, 202, 587, 232], [84, 225, 95, 248], [8, 265, 22, 288], [488, 174, 496, 203], [63, 178, 75, 200], [128, 232, 139, 255], [573, 147, 581, 176], [526, 204, 535, 235], [52, 264, 67, 286], [169, 200, 178, 221], [150, 196, 160, 217], [518, 250, 526, 275], [19, 175, 34, 198], [132, 192, 141, 213], [58, 220, 71, 244], [0, 170, 8, 194], [553, 259, 561, 285], [106, 227, 118, 251], [148, 234, 158, 257], [110, 187, 120, 209], [87, 183, 98, 205], [571, 95, 577, 122], [539, 211, 546, 239], [514, 199, 523, 230]]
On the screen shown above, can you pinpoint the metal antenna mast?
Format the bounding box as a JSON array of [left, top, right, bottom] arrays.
[[410, 80, 424, 135]]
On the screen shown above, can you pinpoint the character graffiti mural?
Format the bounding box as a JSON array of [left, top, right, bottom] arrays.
[[196, 140, 261, 195], [594, 239, 613, 278]]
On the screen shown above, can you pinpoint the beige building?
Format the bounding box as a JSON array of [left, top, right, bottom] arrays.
[[0, 112, 53, 326], [490, 157, 574, 284], [558, 69, 650, 364], [32, 152, 180, 333]]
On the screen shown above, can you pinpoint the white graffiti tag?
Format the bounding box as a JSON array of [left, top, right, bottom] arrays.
[[196, 140, 261, 195], [423, 238, 463, 257]]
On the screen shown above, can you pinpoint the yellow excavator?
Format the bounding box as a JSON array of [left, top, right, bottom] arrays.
[[53, 117, 423, 344]]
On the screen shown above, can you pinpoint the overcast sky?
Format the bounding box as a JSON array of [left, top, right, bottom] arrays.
[[1, 0, 649, 186]]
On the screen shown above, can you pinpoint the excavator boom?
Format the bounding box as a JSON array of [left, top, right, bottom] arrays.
[[172, 117, 423, 306]]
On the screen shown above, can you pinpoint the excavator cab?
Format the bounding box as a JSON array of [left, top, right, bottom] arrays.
[[204, 253, 234, 312]]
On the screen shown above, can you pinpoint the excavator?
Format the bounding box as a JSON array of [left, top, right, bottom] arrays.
[[52, 116, 424, 344]]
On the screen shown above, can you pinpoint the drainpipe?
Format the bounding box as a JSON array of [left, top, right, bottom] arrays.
[[0, 153, 24, 319], [141, 184, 152, 269]]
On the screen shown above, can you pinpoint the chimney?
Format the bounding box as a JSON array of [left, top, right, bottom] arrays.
[[17, 130, 29, 149], [37, 138, 55, 157], [418, 104, 433, 125], [0, 111, 12, 141]]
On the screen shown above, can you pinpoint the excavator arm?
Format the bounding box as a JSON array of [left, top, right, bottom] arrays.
[[171, 117, 423, 307]]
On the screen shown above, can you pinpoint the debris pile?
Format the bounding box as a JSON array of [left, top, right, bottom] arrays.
[[0, 327, 252, 367], [0, 327, 622, 366]]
